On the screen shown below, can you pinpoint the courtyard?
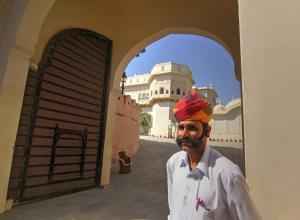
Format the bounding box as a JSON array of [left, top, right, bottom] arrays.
[[0, 137, 244, 220]]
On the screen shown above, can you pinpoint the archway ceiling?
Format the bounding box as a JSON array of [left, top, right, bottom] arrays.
[[32, 0, 240, 86]]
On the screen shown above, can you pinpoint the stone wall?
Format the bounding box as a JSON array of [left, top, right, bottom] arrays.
[[210, 99, 243, 143], [111, 91, 140, 167]]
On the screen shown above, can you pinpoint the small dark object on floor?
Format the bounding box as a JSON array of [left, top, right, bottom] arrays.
[[118, 151, 131, 174]]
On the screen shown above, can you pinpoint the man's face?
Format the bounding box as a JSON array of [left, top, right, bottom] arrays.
[[176, 120, 209, 153]]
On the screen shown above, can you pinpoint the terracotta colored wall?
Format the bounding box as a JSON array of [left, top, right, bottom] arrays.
[[111, 91, 140, 167]]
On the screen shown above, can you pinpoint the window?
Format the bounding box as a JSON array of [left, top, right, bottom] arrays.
[[142, 93, 146, 99], [176, 88, 180, 95], [155, 90, 158, 95], [151, 91, 152, 96], [166, 90, 169, 94], [160, 87, 164, 94], [171, 90, 174, 94], [138, 94, 141, 100], [183, 92, 185, 96]]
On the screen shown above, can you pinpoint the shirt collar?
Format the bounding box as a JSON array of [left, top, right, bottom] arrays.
[[180, 146, 211, 178], [196, 146, 211, 177]]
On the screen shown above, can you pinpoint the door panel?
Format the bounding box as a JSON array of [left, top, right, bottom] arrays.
[[7, 28, 111, 203]]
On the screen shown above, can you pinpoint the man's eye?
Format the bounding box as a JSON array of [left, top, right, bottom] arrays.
[[187, 125, 197, 131], [178, 125, 184, 130]]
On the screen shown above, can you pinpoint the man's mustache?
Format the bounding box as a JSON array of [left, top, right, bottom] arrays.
[[176, 137, 194, 144], [176, 136, 204, 150]]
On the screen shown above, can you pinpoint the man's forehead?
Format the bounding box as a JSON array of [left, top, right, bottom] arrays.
[[178, 120, 202, 126]]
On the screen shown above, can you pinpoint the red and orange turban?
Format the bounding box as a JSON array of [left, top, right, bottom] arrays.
[[173, 90, 213, 123]]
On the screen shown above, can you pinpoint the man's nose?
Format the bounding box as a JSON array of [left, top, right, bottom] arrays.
[[182, 127, 190, 137]]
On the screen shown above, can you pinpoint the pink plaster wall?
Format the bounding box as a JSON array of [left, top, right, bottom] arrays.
[[111, 91, 140, 167]]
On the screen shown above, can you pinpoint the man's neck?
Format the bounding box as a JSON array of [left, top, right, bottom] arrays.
[[187, 146, 206, 169]]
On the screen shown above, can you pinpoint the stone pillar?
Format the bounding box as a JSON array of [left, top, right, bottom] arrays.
[[239, 0, 300, 219], [0, 47, 30, 213], [100, 88, 119, 185]]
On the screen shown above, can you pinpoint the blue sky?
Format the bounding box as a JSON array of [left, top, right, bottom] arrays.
[[125, 34, 241, 105]]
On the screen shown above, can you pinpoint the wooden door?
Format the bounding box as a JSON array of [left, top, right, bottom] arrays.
[[7, 28, 111, 202]]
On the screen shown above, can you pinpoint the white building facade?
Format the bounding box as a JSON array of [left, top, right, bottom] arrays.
[[124, 62, 219, 138], [125, 62, 242, 141]]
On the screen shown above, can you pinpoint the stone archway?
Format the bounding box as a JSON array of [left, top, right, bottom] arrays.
[[105, 27, 243, 181], [1, 0, 241, 213], [113, 27, 240, 90], [3, 1, 300, 219]]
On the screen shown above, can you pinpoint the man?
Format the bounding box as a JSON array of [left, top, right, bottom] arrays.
[[167, 90, 261, 220]]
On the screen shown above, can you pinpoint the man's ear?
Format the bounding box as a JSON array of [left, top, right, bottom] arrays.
[[205, 126, 212, 137]]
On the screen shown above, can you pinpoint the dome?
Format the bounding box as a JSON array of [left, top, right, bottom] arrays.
[[213, 98, 241, 115], [150, 62, 192, 75], [226, 98, 241, 109], [213, 104, 226, 112]]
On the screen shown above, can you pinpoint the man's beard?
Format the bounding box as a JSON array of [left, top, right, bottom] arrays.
[[176, 136, 204, 150]]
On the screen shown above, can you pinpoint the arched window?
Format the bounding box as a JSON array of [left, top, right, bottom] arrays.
[[142, 93, 146, 99], [160, 87, 164, 94], [155, 90, 158, 95], [166, 90, 169, 94], [176, 88, 180, 95], [171, 90, 174, 94], [138, 94, 141, 100]]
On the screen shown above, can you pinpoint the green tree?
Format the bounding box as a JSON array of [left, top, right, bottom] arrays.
[[139, 112, 152, 134]]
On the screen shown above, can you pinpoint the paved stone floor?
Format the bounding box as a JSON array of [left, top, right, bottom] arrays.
[[0, 138, 244, 220]]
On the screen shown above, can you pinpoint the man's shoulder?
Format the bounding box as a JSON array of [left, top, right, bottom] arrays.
[[167, 151, 185, 167], [212, 151, 247, 195], [209, 147, 243, 179]]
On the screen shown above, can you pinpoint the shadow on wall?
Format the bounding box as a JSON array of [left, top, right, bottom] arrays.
[[111, 91, 140, 167]]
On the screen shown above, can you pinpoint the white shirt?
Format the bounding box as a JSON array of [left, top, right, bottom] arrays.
[[166, 146, 262, 220]]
